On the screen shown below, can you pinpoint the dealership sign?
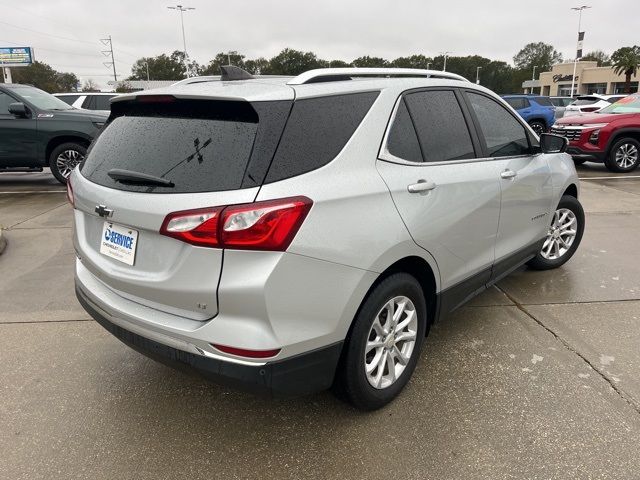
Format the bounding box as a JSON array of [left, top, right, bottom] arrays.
[[0, 47, 34, 67], [553, 74, 578, 83]]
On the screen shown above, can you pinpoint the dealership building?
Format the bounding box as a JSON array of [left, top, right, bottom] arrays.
[[522, 61, 639, 96]]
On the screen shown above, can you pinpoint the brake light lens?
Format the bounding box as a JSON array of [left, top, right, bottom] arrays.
[[159, 196, 312, 251], [581, 107, 599, 112], [212, 344, 281, 359], [66, 176, 74, 207], [136, 95, 176, 103]]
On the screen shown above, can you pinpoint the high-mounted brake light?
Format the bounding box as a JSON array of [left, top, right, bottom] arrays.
[[66, 176, 74, 207], [212, 344, 281, 359], [159, 196, 312, 251], [136, 95, 176, 103]]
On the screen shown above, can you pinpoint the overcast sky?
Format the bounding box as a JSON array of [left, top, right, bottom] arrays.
[[1, 0, 637, 88]]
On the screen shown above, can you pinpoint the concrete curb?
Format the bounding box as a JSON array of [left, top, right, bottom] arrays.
[[0, 228, 6, 256]]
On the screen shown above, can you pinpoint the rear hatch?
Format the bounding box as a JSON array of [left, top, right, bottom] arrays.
[[72, 90, 293, 320]]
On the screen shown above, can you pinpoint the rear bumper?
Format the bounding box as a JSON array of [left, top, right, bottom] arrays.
[[76, 284, 343, 397]]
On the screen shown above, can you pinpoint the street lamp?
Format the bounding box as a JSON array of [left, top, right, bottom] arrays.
[[570, 5, 591, 97], [426, 62, 432, 70], [532, 65, 538, 80], [476, 66, 482, 85], [440, 52, 452, 72], [167, 4, 195, 77]]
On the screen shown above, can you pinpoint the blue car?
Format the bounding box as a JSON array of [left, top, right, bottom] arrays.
[[502, 95, 556, 136]]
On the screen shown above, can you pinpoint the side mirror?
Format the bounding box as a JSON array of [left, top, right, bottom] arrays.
[[540, 133, 568, 154], [8, 102, 29, 118]]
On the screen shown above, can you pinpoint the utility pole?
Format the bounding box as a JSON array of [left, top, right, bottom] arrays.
[[168, 4, 195, 76], [100, 35, 117, 83], [440, 52, 452, 72], [476, 66, 482, 85], [570, 5, 591, 97]]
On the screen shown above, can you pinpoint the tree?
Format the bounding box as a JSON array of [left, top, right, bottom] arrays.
[[328, 59, 352, 68], [611, 46, 640, 93], [128, 50, 196, 81], [582, 50, 611, 67], [262, 49, 326, 75], [390, 55, 432, 69], [513, 42, 563, 72], [352, 56, 388, 68], [115, 81, 135, 93], [9, 61, 79, 92], [201, 51, 246, 76], [244, 57, 269, 75], [82, 79, 100, 92]]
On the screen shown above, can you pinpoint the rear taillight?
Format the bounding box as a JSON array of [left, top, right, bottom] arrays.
[[212, 344, 281, 359], [66, 177, 74, 207], [581, 107, 599, 112], [159, 196, 312, 251]]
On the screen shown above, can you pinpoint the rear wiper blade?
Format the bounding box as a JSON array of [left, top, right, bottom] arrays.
[[107, 169, 174, 187]]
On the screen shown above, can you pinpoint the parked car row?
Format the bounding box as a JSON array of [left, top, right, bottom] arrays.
[[0, 84, 107, 183], [53, 92, 118, 116]]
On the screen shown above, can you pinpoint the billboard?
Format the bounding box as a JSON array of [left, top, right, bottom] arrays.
[[0, 47, 34, 67]]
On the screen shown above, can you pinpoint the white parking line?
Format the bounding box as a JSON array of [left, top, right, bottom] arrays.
[[0, 190, 66, 194], [579, 175, 640, 180]]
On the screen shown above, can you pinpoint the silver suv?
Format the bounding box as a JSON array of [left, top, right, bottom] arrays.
[[71, 67, 584, 410]]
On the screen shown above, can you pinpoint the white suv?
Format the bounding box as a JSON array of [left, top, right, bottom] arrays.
[[563, 94, 627, 117], [54, 92, 118, 115], [71, 67, 584, 410]]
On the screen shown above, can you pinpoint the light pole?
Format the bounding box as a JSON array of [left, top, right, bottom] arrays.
[[426, 62, 432, 70], [531, 65, 538, 94], [167, 4, 195, 76], [570, 5, 591, 97], [440, 52, 452, 71], [144, 61, 150, 81], [476, 66, 482, 85]]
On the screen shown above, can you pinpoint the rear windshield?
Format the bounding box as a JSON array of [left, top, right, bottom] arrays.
[[572, 97, 599, 106], [81, 99, 290, 193], [533, 96, 553, 107]]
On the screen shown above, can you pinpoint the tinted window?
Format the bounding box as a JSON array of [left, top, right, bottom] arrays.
[[265, 92, 379, 183], [573, 97, 599, 106], [12, 86, 73, 110], [404, 90, 475, 163], [93, 95, 114, 110], [505, 97, 525, 110], [82, 100, 264, 193], [56, 94, 81, 106], [386, 98, 422, 162], [0, 92, 14, 114], [467, 92, 531, 158], [533, 96, 553, 107]]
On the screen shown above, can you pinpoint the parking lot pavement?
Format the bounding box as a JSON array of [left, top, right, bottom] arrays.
[[1, 167, 639, 479]]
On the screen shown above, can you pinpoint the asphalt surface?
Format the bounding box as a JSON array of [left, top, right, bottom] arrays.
[[1, 165, 639, 479]]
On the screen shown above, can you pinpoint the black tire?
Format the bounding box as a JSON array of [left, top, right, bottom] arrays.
[[49, 142, 87, 184], [529, 120, 546, 136], [604, 137, 640, 173], [573, 158, 587, 166], [335, 273, 427, 410], [527, 195, 585, 271]]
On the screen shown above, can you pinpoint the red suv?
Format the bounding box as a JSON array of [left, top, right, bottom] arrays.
[[551, 94, 640, 172]]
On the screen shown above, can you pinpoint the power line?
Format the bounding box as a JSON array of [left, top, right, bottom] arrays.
[[0, 39, 103, 58], [0, 20, 98, 46]]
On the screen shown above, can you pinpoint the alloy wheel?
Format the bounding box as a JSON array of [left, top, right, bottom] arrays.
[[541, 208, 577, 260], [615, 143, 639, 169], [530, 122, 545, 136], [364, 296, 418, 389], [56, 149, 84, 179]]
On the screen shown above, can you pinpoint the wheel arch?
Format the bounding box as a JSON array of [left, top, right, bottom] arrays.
[[562, 183, 578, 199], [45, 135, 91, 162], [605, 129, 640, 157]]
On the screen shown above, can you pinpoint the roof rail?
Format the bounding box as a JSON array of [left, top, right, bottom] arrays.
[[287, 68, 469, 85]]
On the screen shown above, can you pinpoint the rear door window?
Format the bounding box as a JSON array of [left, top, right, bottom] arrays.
[[93, 95, 114, 110], [533, 96, 553, 107], [505, 97, 525, 110], [82, 99, 290, 193], [56, 94, 81, 106], [466, 92, 531, 157], [264, 92, 379, 183], [403, 90, 475, 163], [386, 98, 422, 162]]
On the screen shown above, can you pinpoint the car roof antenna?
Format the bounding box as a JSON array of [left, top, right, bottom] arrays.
[[220, 65, 255, 81]]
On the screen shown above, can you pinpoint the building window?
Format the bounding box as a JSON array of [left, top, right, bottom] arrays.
[[612, 82, 639, 94], [585, 83, 607, 94], [557, 84, 574, 96]]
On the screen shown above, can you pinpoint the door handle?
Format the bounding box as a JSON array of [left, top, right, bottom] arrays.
[[501, 169, 517, 180], [407, 179, 437, 194]]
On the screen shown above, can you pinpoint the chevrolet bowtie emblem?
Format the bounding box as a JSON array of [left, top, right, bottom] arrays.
[[95, 205, 114, 218]]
